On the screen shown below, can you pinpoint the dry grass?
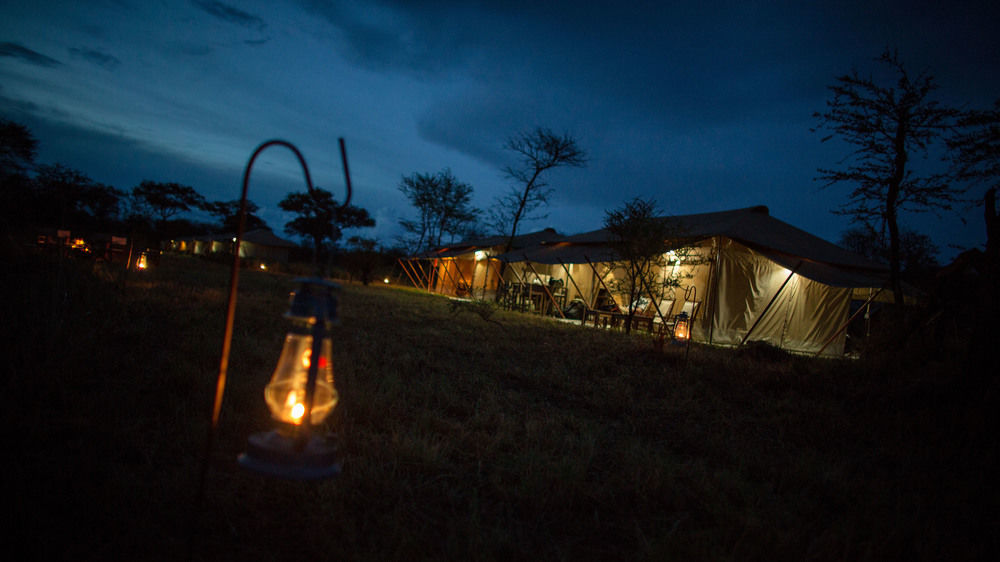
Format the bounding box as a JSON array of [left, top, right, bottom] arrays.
[[2, 252, 996, 561]]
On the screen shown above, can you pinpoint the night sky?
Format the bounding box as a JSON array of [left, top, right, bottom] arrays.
[[2, 1, 998, 260]]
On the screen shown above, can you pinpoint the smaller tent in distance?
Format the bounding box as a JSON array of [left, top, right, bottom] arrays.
[[168, 228, 298, 264], [402, 228, 562, 299]]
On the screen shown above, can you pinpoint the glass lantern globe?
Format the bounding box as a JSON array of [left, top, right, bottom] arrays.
[[265, 327, 338, 426]]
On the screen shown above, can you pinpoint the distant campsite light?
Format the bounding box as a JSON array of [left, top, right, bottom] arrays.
[[259, 263, 267, 271], [136, 252, 148, 270], [383, 277, 390, 284]]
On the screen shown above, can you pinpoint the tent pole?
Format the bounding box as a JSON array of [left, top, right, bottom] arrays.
[[814, 288, 884, 357], [439, 258, 462, 296], [585, 256, 617, 310], [398, 258, 420, 289], [524, 258, 565, 318], [480, 256, 492, 298], [412, 258, 431, 292], [740, 260, 802, 346], [705, 237, 721, 345], [508, 262, 532, 312], [487, 257, 508, 304], [558, 259, 589, 325]]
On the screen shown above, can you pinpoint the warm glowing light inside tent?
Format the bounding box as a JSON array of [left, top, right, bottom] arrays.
[[475, 250, 487, 261]]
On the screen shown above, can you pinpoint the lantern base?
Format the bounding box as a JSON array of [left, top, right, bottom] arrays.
[[238, 430, 340, 480]]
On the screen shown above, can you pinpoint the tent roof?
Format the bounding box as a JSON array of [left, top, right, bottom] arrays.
[[500, 206, 889, 288], [410, 228, 562, 258], [175, 229, 298, 248], [240, 229, 298, 248]]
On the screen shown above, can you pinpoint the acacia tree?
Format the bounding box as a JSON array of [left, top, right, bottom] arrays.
[[128, 180, 206, 228], [491, 127, 586, 253], [343, 236, 381, 285], [839, 224, 938, 277], [398, 168, 479, 253], [34, 163, 123, 230], [948, 99, 1000, 373], [949, 98, 1000, 260], [203, 199, 269, 232], [0, 120, 40, 234], [279, 187, 374, 272], [604, 197, 692, 335], [0, 118, 37, 178], [813, 50, 960, 305]]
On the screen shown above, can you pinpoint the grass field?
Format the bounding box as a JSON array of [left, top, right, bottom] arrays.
[[2, 252, 996, 561]]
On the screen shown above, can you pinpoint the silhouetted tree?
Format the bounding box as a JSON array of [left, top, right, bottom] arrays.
[[279, 187, 374, 273], [203, 199, 269, 232], [128, 180, 206, 228], [947, 99, 1000, 374], [813, 50, 960, 305], [839, 224, 938, 277], [949, 98, 1000, 259], [490, 128, 586, 253], [604, 198, 693, 334], [0, 118, 37, 178], [0, 119, 39, 234], [33, 163, 123, 230], [398, 168, 479, 253], [344, 236, 381, 285]]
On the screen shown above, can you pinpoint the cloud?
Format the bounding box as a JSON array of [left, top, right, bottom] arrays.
[[68, 47, 122, 70], [192, 0, 267, 31], [295, 0, 481, 77], [0, 42, 62, 67]]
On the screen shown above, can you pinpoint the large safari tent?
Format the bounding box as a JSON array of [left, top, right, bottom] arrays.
[[404, 206, 888, 357]]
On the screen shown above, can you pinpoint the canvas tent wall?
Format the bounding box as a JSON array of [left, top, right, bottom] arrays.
[[403, 228, 562, 298], [499, 206, 888, 357]]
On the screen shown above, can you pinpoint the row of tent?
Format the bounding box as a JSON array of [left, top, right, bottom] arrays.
[[166, 229, 299, 263], [401, 206, 891, 357]]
